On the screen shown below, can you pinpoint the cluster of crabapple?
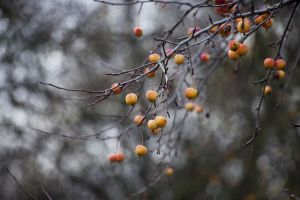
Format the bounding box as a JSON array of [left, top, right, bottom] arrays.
[[108, 38, 201, 177], [263, 57, 287, 95], [226, 14, 274, 61], [107, 1, 277, 176], [227, 40, 248, 60], [184, 88, 200, 112], [211, 10, 274, 61], [254, 13, 274, 30], [185, 102, 204, 113], [209, 9, 277, 97], [213, 0, 274, 31], [108, 153, 125, 163]]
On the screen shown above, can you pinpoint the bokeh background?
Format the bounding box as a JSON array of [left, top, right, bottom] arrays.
[[0, 0, 299, 199]]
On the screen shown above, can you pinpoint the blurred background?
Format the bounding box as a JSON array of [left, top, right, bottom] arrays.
[[0, 0, 299, 199]]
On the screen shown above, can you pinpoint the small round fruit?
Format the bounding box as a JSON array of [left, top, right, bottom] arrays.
[[263, 58, 275, 69], [228, 40, 240, 51], [144, 67, 155, 78], [262, 18, 274, 29], [187, 26, 201, 36], [165, 167, 174, 177], [147, 119, 158, 130], [125, 93, 138, 106], [263, 85, 272, 95], [134, 115, 144, 126], [200, 52, 210, 62], [254, 15, 264, 25], [108, 154, 117, 163], [210, 25, 219, 33], [218, 23, 231, 37], [236, 43, 248, 56], [133, 26, 143, 37], [185, 102, 195, 111], [261, 13, 270, 19], [237, 18, 251, 33], [135, 145, 148, 157], [174, 54, 185, 65], [228, 50, 240, 60], [146, 90, 158, 102], [115, 153, 125, 162], [154, 116, 167, 128], [185, 87, 198, 99], [275, 58, 286, 70], [111, 83, 122, 94], [151, 128, 161, 135], [275, 70, 285, 80], [235, 18, 242, 24], [194, 105, 204, 113], [149, 53, 160, 63]]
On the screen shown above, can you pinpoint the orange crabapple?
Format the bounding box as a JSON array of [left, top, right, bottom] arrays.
[[254, 15, 265, 25], [108, 154, 117, 163], [185, 87, 198, 99], [154, 116, 167, 128], [275, 70, 285, 80], [263, 58, 275, 69], [148, 53, 160, 63], [174, 54, 185, 65], [115, 153, 125, 162], [237, 18, 251, 33], [125, 93, 138, 106], [275, 58, 286, 70], [235, 18, 242, 24], [108, 153, 124, 163], [236, 43, 248, 56], [111, 83, 122, 94], [228, 40, 240, 51], [263, 85, 272, 95], [147, 119, 158, 130], [194, 105, 204, 113], [134, 115, 144, 126], [135, 145, 148, 157], [200, 52, 210, 62], [144, 67, 155, 78], [151, 128, 161, 136], [227, 50, 240, 60], [262, 18, 274, 29], [165, 167, 174, 177], [261, 13, 271, 18], [133, 26, 143, 37], [210, 25, 219, 33], [254, 13, 273, 27], [146, 90, 158, 102], [218, 23, 231, 37], [185, 102, 195, 111]]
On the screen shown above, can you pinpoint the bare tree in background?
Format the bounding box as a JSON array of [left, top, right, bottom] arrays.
[[1, 0, 300, 199]]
